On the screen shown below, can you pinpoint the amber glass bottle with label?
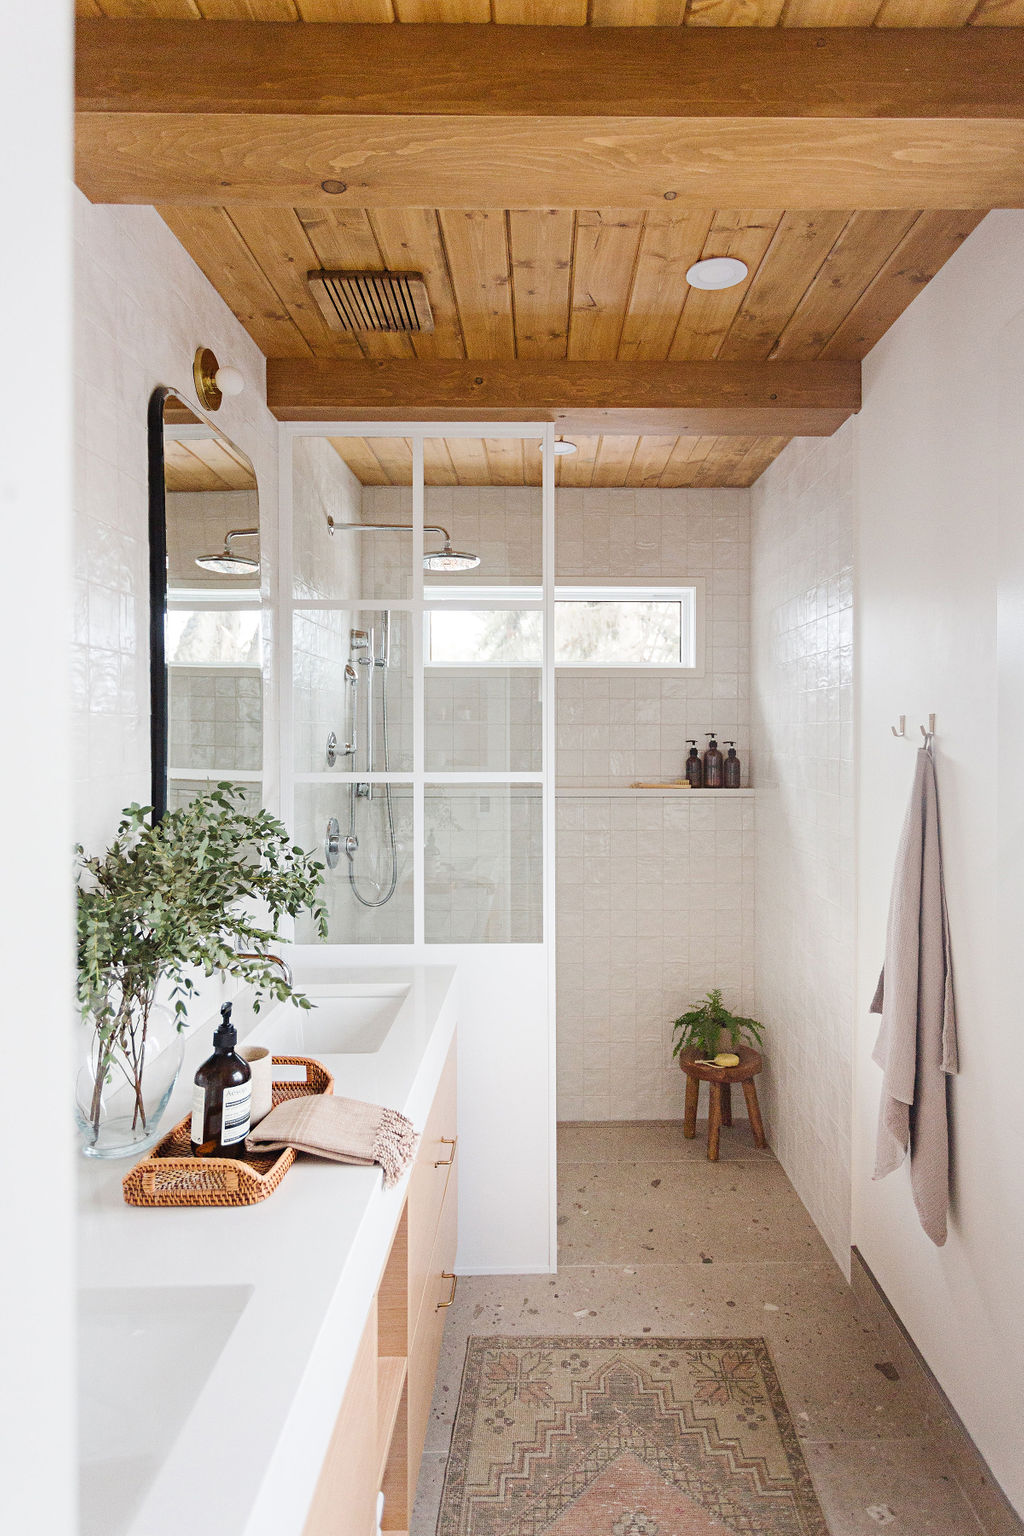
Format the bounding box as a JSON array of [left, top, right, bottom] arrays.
[[724, 742, 741, 788], [703, 732, 724, 788], [191, 1003, 252, 1158]]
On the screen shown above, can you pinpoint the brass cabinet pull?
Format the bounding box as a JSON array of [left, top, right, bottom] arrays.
[[437, 1272, 458, 1311], [434, 1136, 457, 1169]]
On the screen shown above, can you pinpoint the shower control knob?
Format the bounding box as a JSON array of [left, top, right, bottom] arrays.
[[324, 817, 342, 868], [326, 731, 338, 767]]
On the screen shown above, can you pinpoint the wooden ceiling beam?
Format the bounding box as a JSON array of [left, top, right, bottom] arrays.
[[265, 358, 860, 434], [76, 22, 1024, 208]]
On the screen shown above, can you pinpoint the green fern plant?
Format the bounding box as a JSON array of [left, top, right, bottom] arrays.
[[671, 988, 764, 1061]]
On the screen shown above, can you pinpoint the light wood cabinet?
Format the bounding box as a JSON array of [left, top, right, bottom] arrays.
[[303, 1038, 458, 1536]]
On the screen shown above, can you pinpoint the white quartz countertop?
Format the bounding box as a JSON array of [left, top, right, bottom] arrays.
[[77, 963, 458, 1536]]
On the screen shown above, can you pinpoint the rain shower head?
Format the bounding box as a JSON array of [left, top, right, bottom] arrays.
[[326, 516, 480, 572], [423, 539, 480, 573], [194, 528, 259, 575]]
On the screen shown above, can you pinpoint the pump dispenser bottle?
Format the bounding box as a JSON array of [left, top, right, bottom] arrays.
[[684, 740, 703, 787], [191, 1003, 252, 1158], [703, 732, 724, 788], [724, 742, 741, 788]]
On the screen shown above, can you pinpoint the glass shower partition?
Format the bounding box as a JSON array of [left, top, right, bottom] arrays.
[[279, 427, 557, 1274]]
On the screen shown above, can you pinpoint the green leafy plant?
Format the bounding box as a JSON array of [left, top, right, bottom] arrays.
[[76, 784, 328, 1143], [671, 988, 764, 1061]]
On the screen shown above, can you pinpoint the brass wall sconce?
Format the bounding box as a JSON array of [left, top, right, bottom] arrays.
[[193, 347, 244, 412]]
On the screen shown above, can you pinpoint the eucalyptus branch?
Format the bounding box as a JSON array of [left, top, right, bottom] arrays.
[[76, 785, 329, 1141]]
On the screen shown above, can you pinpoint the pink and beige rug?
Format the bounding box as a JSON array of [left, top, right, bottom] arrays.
[[438, 1337, 829, 1536]]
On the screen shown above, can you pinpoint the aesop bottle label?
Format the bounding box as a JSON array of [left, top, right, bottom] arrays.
[[220, 1081, 252, 1146]]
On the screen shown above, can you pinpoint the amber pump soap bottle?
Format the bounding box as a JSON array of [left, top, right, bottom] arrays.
[[191, 1003, 252, 1158], [685, 740, 703, 787], [724, 741, 741, 788], [703, 732, 724, 788]]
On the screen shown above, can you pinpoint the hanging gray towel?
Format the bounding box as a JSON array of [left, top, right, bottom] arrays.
[[870, 744, 958, 1245]]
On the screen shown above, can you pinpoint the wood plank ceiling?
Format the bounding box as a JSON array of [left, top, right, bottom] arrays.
[[159, 203, 983, 485], [77, 4, 1019, 483], [75, 2, 1024, 26]]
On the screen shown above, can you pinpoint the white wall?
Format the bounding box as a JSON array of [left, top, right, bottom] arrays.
[[750, 431, 856, 1270], [0, 6, 75, 1534], [555, 488, 756, 1122], [751, 211, 1024, 1511], [72, 192, 278, 853], [853, 210, 1024, 1512]]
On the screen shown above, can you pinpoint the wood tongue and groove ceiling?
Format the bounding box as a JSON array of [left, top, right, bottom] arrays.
[[74, 6, 1022, 485], [74, 3, 1024, 25], [157, 203, 983, 485]]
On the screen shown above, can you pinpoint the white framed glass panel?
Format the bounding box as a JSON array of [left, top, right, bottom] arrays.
[[424, 783, 543, 943], [293, 608, 413, 774], [293, 782, 414, 945], [292, 436, 414, 601]]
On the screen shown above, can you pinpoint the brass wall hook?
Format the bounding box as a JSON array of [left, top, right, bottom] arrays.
[[890, 716, 906, 738]]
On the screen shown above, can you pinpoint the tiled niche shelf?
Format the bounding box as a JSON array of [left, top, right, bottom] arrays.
[[556, 784, 754, 799]]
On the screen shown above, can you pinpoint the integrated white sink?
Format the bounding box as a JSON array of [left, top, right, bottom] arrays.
[[78, 1284, 252, 1536], [262, 983, 410, 1056]]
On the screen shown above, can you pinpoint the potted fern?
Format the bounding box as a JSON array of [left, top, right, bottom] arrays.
[[671, 988, 764, 1063], [75, 784, 328, 1159]]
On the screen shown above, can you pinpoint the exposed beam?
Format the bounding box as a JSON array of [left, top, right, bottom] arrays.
[[75, 22, 1024, 209], [265, 359, 861, 435]]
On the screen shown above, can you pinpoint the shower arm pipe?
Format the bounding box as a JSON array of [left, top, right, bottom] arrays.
[[224, 527, 259, 545], [327, 517, 452, 543]]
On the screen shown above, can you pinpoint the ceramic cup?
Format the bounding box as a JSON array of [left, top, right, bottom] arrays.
[[239, 1045, 274, 1125]]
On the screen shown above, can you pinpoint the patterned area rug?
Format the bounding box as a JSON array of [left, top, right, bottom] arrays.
[[438, 1337, 829, 1536]]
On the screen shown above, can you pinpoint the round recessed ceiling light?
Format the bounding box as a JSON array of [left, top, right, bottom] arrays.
[[685, 256, 749, 291]]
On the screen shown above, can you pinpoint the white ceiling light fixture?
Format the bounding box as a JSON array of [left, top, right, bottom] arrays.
[[685, 257, 749, 291], [541, 438, 578, 456]]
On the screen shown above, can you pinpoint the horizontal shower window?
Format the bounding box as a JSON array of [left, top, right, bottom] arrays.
[[427, 609, 543, 667], [424, 584, 700, 670], [166, 608, 262, 667]]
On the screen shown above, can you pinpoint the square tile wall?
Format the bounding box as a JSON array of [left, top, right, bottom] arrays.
[[72, 193, 277, 854], [750, 428, 856, 1270], [556, 791, 756, 1121]]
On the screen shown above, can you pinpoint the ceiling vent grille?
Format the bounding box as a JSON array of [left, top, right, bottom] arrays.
[[307, 270, 435, 335]]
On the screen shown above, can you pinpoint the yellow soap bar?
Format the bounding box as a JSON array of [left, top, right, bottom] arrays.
[[714, 1052, 740, 1068]]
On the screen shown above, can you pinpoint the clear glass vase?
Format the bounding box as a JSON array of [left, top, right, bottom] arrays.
[[75, 979, 185, 1159]]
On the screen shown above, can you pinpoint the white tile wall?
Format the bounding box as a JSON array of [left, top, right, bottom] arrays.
[[557, 792, 756, 1121], [750, 428, 856, 1270], [72, 192, 278, 854], [556, 486, 754, 1121]]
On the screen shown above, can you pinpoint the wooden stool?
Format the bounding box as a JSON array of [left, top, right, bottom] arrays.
[[678, 1045, 767, 1162]]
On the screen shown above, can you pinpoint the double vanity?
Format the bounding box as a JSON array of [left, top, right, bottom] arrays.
[[78, 965, 459, 1536]]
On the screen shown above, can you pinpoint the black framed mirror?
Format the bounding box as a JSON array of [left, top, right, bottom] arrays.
[[148, 388, 262, 819]]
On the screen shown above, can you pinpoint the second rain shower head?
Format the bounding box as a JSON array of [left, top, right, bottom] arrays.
[[194, 528, 260, 575], [423, 539, 480, 573], [326, 516, 480, 572]]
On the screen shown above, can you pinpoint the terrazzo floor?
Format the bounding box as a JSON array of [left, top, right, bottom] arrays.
[[411, 1120, 1015, 1536]]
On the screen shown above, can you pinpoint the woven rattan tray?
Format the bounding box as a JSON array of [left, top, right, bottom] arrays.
[[122, 1055, 334, 1209]]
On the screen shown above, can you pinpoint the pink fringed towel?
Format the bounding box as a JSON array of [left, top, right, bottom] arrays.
[[871, 744, 958, 1245], [246, 1094, 417, 1188]]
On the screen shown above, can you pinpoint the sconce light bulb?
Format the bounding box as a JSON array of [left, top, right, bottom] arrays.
[[215, 365, 245, 398]]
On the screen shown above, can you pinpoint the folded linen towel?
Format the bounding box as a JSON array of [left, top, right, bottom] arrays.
[[246, 1094, 418, 1188]]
